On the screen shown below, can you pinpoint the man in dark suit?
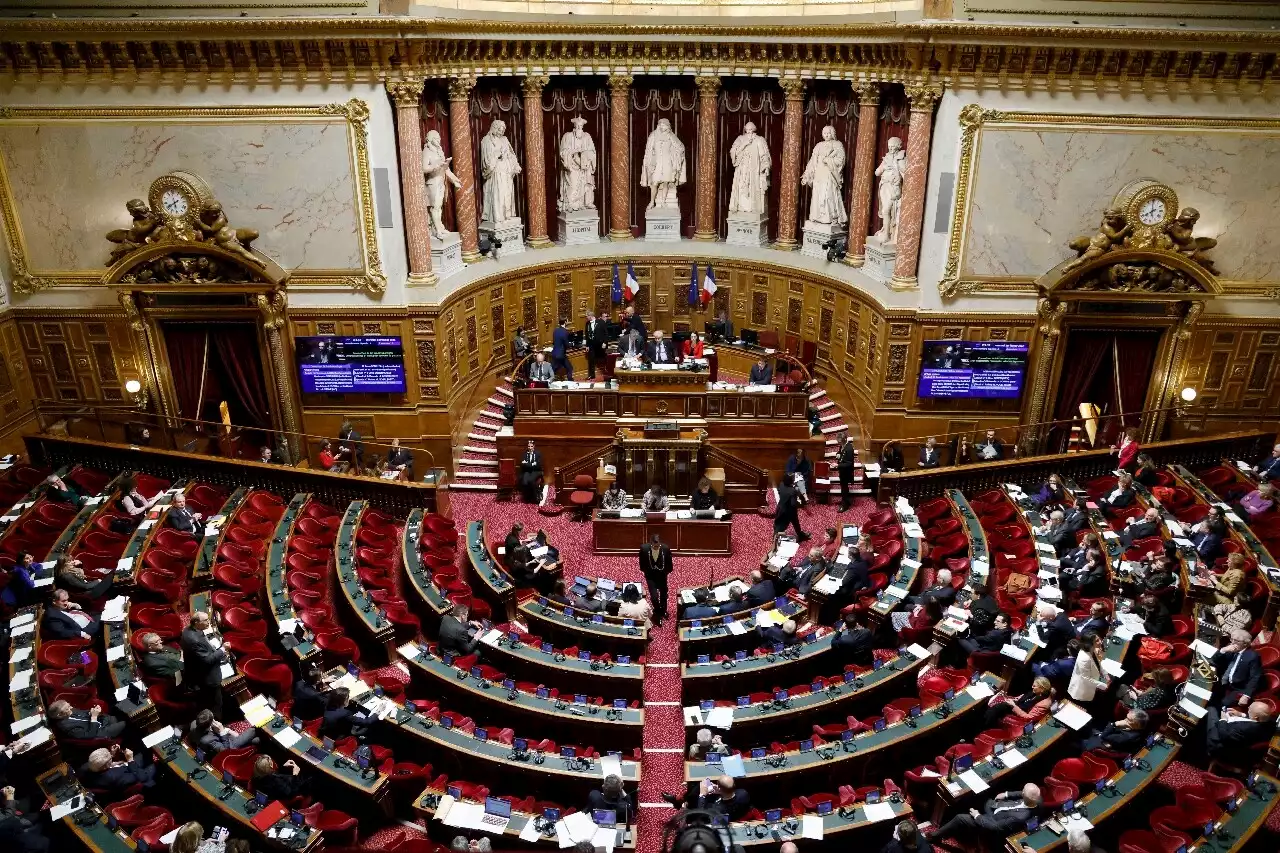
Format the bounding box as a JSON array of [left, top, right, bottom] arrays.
[[646, 330, 674, 365], [41, 590, 100, 640], [619, 329, 643, 359], [439, 604, 481, 657], [1119, 508, 1162, 549], [1213, 630, 1263, 708], [1191, 519, 1226, 562], [586, 775, 635, 825], [639, 535, 674, 625], [1062, 505, 1090, 534], [928, 784, 1041, 849], [1061, 533, 1101, 572], [718, 588, 750, 616], [291, 667, 329, 721], [1042, 511, 1078, 558], [911, 569, 957, 609], [387, 438, 415, 481], [832, 613, 874, 666], [682, 590, 719, 620], [1205, 701, 1274, 765], [748, 358, 773, 385], [573, 582, 605, 613], [759, 619, 799, 647], [583, 311, 607, 379], [975, 429, 1004, 462], [836, 435, 857, 513], [137, 632, 183, 680], [81, 746, 156, 792], [838, 541, 874, 600], [918, 437, 941, 469], [1034, 603, 1077, 657], [774, 474, 809, 542], [1081, 709, 1148, 754], [623, 306, 646, 343], [958, 612, 1012, 660], [1255, 444, 1280, 479], [47, 699, 126, 741], [338, 421, 364, 469], [789, 548, 826, 597], [551, 317, 574, 380], [190, 708, 259, 754], [744, 570, 776, 607], [166, 493, 202, 536], [518, 440, 544, 503], [182, 611, 229, 718], [667, 774, 751, 821]]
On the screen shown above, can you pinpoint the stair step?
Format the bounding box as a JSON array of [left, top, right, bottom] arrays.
[[815, 400, 836, 412], [467, 431, 497, 443], [819, 412, 842, 423], [457, 470, 498, 479], [450, 482, 498, 492], [808, 390, 824, 400], [486, 396, 507, 407], [820, 424, 847, 434], [460, 457, 498, 468], [463, 445, 497, 455]]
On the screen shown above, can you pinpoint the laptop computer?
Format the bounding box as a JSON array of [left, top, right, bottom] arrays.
[[481, 796, 513, 829]]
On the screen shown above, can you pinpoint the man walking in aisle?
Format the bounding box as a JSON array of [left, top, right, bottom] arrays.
[[639, 534, 673, 626]]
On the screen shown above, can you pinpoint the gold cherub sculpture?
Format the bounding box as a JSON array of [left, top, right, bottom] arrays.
[[1163, 207, 1218, 274], [1063, 208, 1131, 273], [197, 200, 260, 251], [105, 199, 164, 264]]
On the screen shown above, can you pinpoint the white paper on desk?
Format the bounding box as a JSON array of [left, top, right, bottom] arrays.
[[12, 621, 34, 637], [814, 575, 841, 595], [443, 802, 488, 830], [273, 726, 302, 748], [866, 801, 900, 823], [1001, 644, 1030, 662], [142, 727, 179, 749], [902, 557, 923, 571], [480, 629, 503, 647], [1184, 682, 1212, 701], [679, 590, 697, 605], [1035, 541, 1056, 555], [776, 540, 800, 559], [972, 558, 989, 575], [562, 811, 597, 843], [10, 646, 31, 664], [883, 585, 907, 600], [704, 706, 735, 730], [756, 608, 785, 626], [398, 641, 421, 660], [16, 726, 51, 750], [714, 585, 732, 603], [1053, 703, 1092, 731], [1039, 556, 1061, 569], [945, 781, 963, 796], [86, 495, 104, 505], [801, 815, 824, 840], [598, 755, 623, 780], [10, 713, 42, 734], [105, 644, 127, 662], [1066, 815, 1094, 832], [1100, 659, 1125, 678], [159, 827, 181, 846], [903, 524, 925, 540], [32, 577, 53, 588], [907, 643, 931, 661], [1102, 530, 1119, 540], [1026, 628, 1048, 649], [277, 618, 298, 635], [1173, 537, 1194, 549], [835, 552, 851, 566], [1000, 748, 1029, 769], [1114, 626, 1137, 642], [966, 681, 995, 702], [714, 509, 728, 519], [1166, 520, 1185, 538], [519, 819, 543, 843], [683, 706, 704, 726], [727, 620, 748, 636], [1037, 569, 1059, 582], [554, 820, 573, 848], [718, 753, 747, 778], [1226, 512, 1244, 525], [9, 611, 34, 627], [10, 669, 33, 691], [219, 663, 234, 680], [959, 769, 990, 794], [918, 768, 941, 778], [1191, 639, 1219, 659], [433, 794, 456, 822], [1178, 698, 1208, 719], [51, 797, 88, 820], [665, 511, 678, 521], [946, 605, 970, 620], [1036, 587, 1063, 605]]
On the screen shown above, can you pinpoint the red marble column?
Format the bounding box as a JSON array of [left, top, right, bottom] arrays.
[[523, 75, 552, 249], [774, 79, 806, 251], [693, 75, 721, 241], [447, 74, 481, 262], [607, 74, 633, 240], [844, 82, 881, 267], [891, 83, 943, 288], [387, 78, 435, 285]]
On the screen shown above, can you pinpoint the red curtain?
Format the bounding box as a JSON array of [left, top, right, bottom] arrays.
[[1050, 330, 1112, 452], [1113, 332, 1160, 424], [212, 326, 271, 429], [163, 325, 210, 422]]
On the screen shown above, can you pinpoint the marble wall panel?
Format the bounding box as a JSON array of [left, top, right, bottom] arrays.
[[963, 123, 1280, 284], [0, 119, 362, 272]]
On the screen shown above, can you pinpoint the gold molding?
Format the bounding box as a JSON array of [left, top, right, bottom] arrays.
[[0, 100, 384, 296], [940, 105, 1280, 299]]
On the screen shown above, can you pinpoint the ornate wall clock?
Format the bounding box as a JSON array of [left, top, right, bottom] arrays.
[[146, 170, 215, 241], [1112, 179, 1179, 249]]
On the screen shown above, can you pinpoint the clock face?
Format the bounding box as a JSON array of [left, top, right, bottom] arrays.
[[1138, 198, 1167, 226], [160, 189, 190, 218]]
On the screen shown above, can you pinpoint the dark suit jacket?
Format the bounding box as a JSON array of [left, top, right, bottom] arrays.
[[918, 447, 941, 469], [1040, 613, 1077, 655], [140, 648, 184, 679], [1120, 519, 1161, 548], [54, 712, 125, 741], [1078, 617, 1110, 638], [880, 838, 934, 853], [759, 625, 798, 647], [1258, 455, 1280, 479], [438, 615, 480, 657], [1213, 648, 1262, 699], [745, 579, 776, 606], [292, 681, 328, 721], [748, 363, 773, 385], [586, 789, 635, 824], [1192, 530, 1224, 561], [573, 594, 604, 613], [832, 626, 874, 665], [1206, 712, 1270, 763], [919, 584, 957, 609], [552, 326, 571, 358], [793, 561, 824, 596], [719, 599, 751, 616], [519, 451, 543, 478], [180, 627, 227, 688], [1090, 723, 1145, 754], [626, 314, 647, 342], [81, 760, 152, 792], [645, 339, 675, 364], [1062, 508, 1090, 533], [974, 798, 1033, 837], [839, 561, 872, 598], [975, 439, 1004, 461], [1103, 487, 1136, 509], [639, 544, 673, 576], [1047, 526, 1077, 557], [683, 604, 719, 620], [387, 448, 414, 477], [41, 608, 99, 640], [168, 508, 201, 535], [584, 319, 607, 350], [836, 441, 857, 470], [255, 770, 310, 802], [972, 626, 1013, 653], [1060, 545, 1090, 571], [698, 789, 751, 822]]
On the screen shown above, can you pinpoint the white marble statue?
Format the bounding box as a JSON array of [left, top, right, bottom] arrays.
[[558, 116, 597, 213], [728, 122, 771, 215], [640, 118, 687, 210], [874, 136, 906, 243], [422, 129, 462, 240], [480, 119, 522, 225], [800, 126, 848, 226]]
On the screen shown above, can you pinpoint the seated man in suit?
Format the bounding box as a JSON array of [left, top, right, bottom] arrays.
[[189, 708, 259, 754], [319, 686, 373, 741], [573, 581, 605, 614], [1040, 511, 1078, 558], [718, 588, 750, 616], [1193, 516, 1228, 564], [975, 429, 1004, 462], [646, 330, 675, 365], [386, 438, 415, 481], [618, 329, 644, 359], [137, 632, 184, 680], [1033, 602, 1077, 657], [586, 775, 636, 825], [682, 589, 720, 621], [1119, 507, 1163, 549], [957, 612, 1012, 661], [1080, 708, 1148, 754], [1061, 533, 1102, 572], [693, 775, 752, 822], [1254, 443, 1280, 480], [832, 613, 874, 666], [1205, 701, 1275, 766], [80, 746, 156, 792], [528, 352, 554, 383], [47, 699, 126, 741], [41, 590, 101, 641], [910, 569, 956, 609], [166, 493, 203, 536], [1096, 472, 1136, 513], [787, 547, 827, 597], [928, 784, 1040, 849], [748, 357, 773, 386], [291, 667, 330, 721], [759, 618, 800, 647], [1061, 504, 1090, 534], [1213, 629, 1262, 709], [744, 570, 776, 606], [439, 604, 482, 657]]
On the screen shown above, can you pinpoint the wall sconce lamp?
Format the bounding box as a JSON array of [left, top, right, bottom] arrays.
[[1175, 386, 1198, 419], [124, 379, 149, 411]]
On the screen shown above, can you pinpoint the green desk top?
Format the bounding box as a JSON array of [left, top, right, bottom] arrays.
[[466, 519, 516, 600], [8, 605, 46, 735], [479, 629, 645, 689], [193, 487, 248, 580], [938, 713, 1073, 806], [722, 798, 912, 847], [266, 493, 318, 663], [520, 596, 650, 645], [336, 500, 394, 641], [403, 509, 450, 616], [678, 597, 806, 646], [104, 615, 153, 719], [38, 764, 138, 853], [1181, 773, 1279, 853], [870, 505, 922, 618], [46, 493, 110, 561], [254, 713, 388, 797], [681, 630, 834, 683], [413, 787, 636, 849], [948, 489, 989, 563]]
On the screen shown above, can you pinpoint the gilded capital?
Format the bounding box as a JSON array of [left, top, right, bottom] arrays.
[[447, 74, 476, 103], [607, 74, 633, 95], [695, 75, 722, 97], [386, 79, 424, 107], [904, 82, 944, 113], [779, 78, 807, 101], [853, 81, 881, 107], [523, 75, 551, 97]]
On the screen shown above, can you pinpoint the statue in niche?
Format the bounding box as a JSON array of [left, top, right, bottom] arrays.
[[479, 119, 522, 225], [873, 136, 906, 243], [105, 199, 164, 264], [1064, 209, 1131, 273], [1163, 207, 1219, 275], [558, 116, 597, 213], [800, 126, 848, 227], [422, 129, 462, 240], [728, 122, 771, 216], [640, 119, 687, 210]]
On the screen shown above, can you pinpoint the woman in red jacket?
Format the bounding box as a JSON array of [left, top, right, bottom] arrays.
[[1113, 427, 1140, 472], [683, 332, 704, 359]]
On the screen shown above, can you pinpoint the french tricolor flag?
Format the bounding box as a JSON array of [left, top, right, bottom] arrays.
[[624, 262, 640, 301], [701, 264, 717, 305]]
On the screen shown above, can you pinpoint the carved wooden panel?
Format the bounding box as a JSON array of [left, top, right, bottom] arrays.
[[752, 291, 768, 327], [886, 343, 909, 384], [17, 315, 133, 407], [491, 304, 505, 341], [417, 340, 437, 379], [522, 296, 537, 329], [787, 297, 802, 334], [556, 289, 572, 324], [466, 316, 478, 353], [819, 308, 833, 344]]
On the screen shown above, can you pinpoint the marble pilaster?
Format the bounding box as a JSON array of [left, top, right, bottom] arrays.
[[448, 74, 482, 263], [774, 79, 806, 251], [607, 74, 634, 240], [387, 79, 436, 286], [523, 75, 553, 249], [845, 82, 881, 267], [891, 83, 942, 289], [693, 75, 721, 241]]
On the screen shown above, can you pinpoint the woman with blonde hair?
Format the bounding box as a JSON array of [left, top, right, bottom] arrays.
[[171, 821, 228, 853], [1213, 552, 1248, 605], [54, 554, 113, 601]]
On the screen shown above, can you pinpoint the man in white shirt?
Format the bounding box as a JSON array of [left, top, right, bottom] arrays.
[[528, 352, 554, 383], [646, 330, 674, 365]]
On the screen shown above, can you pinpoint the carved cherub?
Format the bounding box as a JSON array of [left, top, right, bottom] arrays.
[[105, 199, 163, 264], [198, 200, 259, 250], [1165, 207, 1218, 274], [1064, 208, 1130, 273], [213, 226, 265, 269]]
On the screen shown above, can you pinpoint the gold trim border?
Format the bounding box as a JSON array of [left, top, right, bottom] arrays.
[[0, 100, 384, 296], [940, 106, 1280, 299]]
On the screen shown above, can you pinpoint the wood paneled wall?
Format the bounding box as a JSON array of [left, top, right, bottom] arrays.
[[1170, 319, 1280, 438], [0, 314, 35, 452]]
